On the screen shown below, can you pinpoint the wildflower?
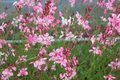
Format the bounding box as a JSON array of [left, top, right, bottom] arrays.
[[1, 69, 13, 80], [69, 0, 76, 7], [76, 12, 91, 30], [38, 48, 47, 57], [33, 58, 47, 70], [71, 57, 78, 66], [60, 67, 76, 80], [89, 46, 102, 55], [59, 31, 76, 40], [0, 39, 6, 48], [27, 33, 37, 45], [61, 16, 72, 26], [108, 58, 120, 69], [90, 35, 96, 46], [108, 14, 120, 34], [37, 33, 54, 45], [59, 11, 63, 17], [0, 12, 7, 19], [33, 3, 43, 13], [17, 68, 28, 76], [104, 74, 116, 80], [16, 55, 27, 63], [49, 47, 68, 67], [0, 23, 7, 32], [106, 0, 115, 11]]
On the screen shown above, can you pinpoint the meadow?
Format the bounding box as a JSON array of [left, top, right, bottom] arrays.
[[0, 0, 120, 80]]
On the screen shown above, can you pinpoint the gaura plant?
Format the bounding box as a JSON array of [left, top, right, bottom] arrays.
[[0, 0, 120, 80]]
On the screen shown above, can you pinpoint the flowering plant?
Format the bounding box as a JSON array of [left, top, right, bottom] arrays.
[[0, 0, 120, 80]]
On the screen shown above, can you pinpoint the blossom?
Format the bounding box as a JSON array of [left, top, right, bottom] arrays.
[[33, 58, 47, 70], [106, 0, 115, 11], [0, 39, 6, 48], [71, 57, 78, 66], [0, 12, 7, 19], [36, 15, 55, 28], [59, 11, 63, 17], [104, 74, 116, 80], [69, 0, 76, 7], [60, 67, 76, 80], [0, 23, 7, 32], [38, 48, 47, 57], [100, 16, 107, 22], [17, 68, 28, 76], [13, 0, 35, 8], [89, 46, 102, 55], [27, 33, 54, 46], [108, 58, 120, 69], [65, 32, 76, 40], [76, 12, 91, 30], [90, 35, 96, 45], [16, 55, 27, 63], [49, 47, 68, 67], [59, 31, 76, 40], [1, 69, 13, 80], [61, 16, 72, 26], [108, 14, 120, 34], [83, 0, 93, 3], [13, 1, 24, 8], [33, 3, 43, 13], [37, 33, 54, 45], [27, 34, 37, 45], [49, 0, 57, 15]]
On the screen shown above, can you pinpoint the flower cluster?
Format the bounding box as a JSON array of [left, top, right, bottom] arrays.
[[0, 12, 7, 19], [49, 47, 78, 79], [0, 0, 120, 80], [108, 58, 120, 69]]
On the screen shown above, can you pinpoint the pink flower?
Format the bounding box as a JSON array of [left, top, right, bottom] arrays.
[[104, 74, 116, 80], [90, 35, 96, 46], [108, 58, 120, 69], [60, 67, 76, 80], [106, 0, 115, 11], [49, 1, 57, 15], [59, 11, 63, 17], [76, 12, 91, 30], [1, 69, 13, 80], [38, 48, 47, 57], [69, 0, 76, 7], [33, 58, 47, 70], [27, 33, 37, 45], [108, 14, 120, 34], [83, 0, 87, 3], [37, 33, 54, 45], [89, 46, 102, 55], [0, 23, 7, 32], [108, 14, 120, 27], [0, 39, 6, 48], [97, 0, 106, 7], [33, 3, 43, 13], [82, 20, 91, 30], [36, 15, 55, 28], [0, 12, 7, 19], [65, 32, 76, 40], [13, 0, 35, 8], [71, 57, 78, 66], [16, 55, 27, 63], [13, 1, 24, 8], [25, 43, 30, 51], [17, 68, 28, 76], [83, 0, 93, 3], [49, 47, 68, 67]]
